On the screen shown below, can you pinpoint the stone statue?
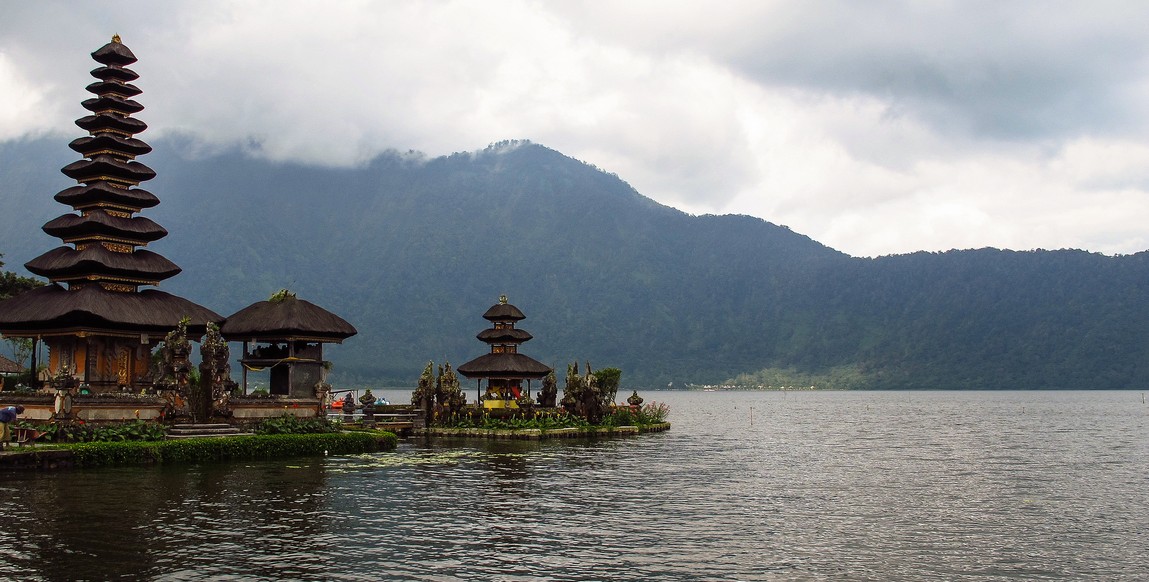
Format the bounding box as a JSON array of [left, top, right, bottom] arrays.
[[560, 361, 581, 413], [537, 369, 558, 408], [581, 361, 604, 424], [360, 389, 377, 407], [314, 381, 332, 402], [438, 362, 466, 418], [412, 361, 436, 425], [51, 369, 79, 421], [199, 322, 235, 418], [627, 390, 644, 407], [156, 317, 192, 418], [434, 364, 445, 409], [342, 392, 356, 422], [360, 389, 377, 422]]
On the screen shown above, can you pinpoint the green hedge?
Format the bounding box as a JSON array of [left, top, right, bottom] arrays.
[[67, 432, 398, 468]]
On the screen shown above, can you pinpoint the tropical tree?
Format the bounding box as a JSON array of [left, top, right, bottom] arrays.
[[0, 252, 43, 300], [4, 337, 33, 371], [594, 367, 622, 405]]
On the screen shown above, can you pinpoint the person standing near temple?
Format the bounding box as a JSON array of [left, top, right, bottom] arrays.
[[0, 405, 25, 450]]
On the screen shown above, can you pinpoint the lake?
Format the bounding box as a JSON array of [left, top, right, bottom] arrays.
[[2, 390, 1147, 581]]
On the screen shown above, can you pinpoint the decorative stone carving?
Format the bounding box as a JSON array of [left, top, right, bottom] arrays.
[[536, 369, 558, 408], [199, 322, 235, 418], [156, 317, 192, 417], [627, 390, 644, 407]]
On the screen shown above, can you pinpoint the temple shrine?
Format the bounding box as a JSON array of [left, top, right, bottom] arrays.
[[221, 291, 357, 399], [0, 36, 221, 392], [457, 295, 552, 408]]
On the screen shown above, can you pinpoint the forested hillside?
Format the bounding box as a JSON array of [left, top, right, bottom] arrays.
[[1, 137, 1146, 389]]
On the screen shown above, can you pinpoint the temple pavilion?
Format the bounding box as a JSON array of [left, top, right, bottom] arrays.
[[221, 291, 356, 398], [457, 295, 551, 408], [0, 37, 222, 392]]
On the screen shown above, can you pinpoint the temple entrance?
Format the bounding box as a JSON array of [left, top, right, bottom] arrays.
[[269, 363, 290, 396]]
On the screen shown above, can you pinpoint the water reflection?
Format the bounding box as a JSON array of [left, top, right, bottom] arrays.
[[3, 461, 332, 580], [3, 391, 1148, 581]]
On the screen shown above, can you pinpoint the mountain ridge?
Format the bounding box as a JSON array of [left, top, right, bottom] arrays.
[[1, 136, 1145, 389]]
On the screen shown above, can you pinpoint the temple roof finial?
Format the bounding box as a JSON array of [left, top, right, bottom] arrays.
[[499, 294, 508, 305], [112, 34, 121, 43]]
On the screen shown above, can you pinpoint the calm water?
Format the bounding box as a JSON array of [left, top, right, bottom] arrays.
[[2, 390, 1147, 581]]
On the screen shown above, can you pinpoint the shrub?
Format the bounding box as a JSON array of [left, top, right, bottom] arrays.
[[92, 420, 168, 442], [68, 432, 396, 467], [437, 408, 591, 431], [639, 402, 670, 423], [13, 419, 167, 443], [255, 414, 340, 435], [600, 407, 637, 427], [582, 402, 669, 427]]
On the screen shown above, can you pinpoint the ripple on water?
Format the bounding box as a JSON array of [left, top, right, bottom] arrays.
[[2, 390, 1147, 580]]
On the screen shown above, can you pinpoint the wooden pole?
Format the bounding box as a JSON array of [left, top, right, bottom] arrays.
[[29, 336, 38, 389], [241, 341, 249, 395], [83, 337, 91, 386]]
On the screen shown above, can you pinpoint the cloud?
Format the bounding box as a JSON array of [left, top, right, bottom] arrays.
[[555, 1, 1149, 141], [0, 1, 1147, 257], [0, 52, 52, 140]]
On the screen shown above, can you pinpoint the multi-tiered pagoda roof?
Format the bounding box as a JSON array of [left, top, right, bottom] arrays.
[[0, 36, 220, 338], [457, 296, 551, 381]]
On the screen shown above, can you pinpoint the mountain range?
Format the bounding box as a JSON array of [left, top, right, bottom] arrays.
[[1, 136, 1146, 389]]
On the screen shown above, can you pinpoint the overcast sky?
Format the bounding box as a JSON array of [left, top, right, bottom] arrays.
[[2, 1, 1147, 257]]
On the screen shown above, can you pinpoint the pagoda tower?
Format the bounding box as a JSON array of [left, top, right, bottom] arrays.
[[0, 36, 221, 392], [457, 295, 551, 408]]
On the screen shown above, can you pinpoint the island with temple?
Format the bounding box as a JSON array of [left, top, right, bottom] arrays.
[[411, 295, 669, 440], [0, 36, 667, 460]]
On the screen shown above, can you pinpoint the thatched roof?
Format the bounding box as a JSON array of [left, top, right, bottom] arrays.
[[89, 64, 139, 83], [0, 283, 222, 336], [25, 245, 181, 283], [482, 301, 526, 322], [221, 294, 357, 343], [92, 36, 137, 66], [54, 181, 159, 210], [43, 210, 167, 243], [62, 154, 155, 183], [0, 355, 21, 374], [457, 353, 551, 380], [476, 328, 533, 343], [85, 79, 141, 98], [69, 134, 151, 158], [81, 95, 144, 116]]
